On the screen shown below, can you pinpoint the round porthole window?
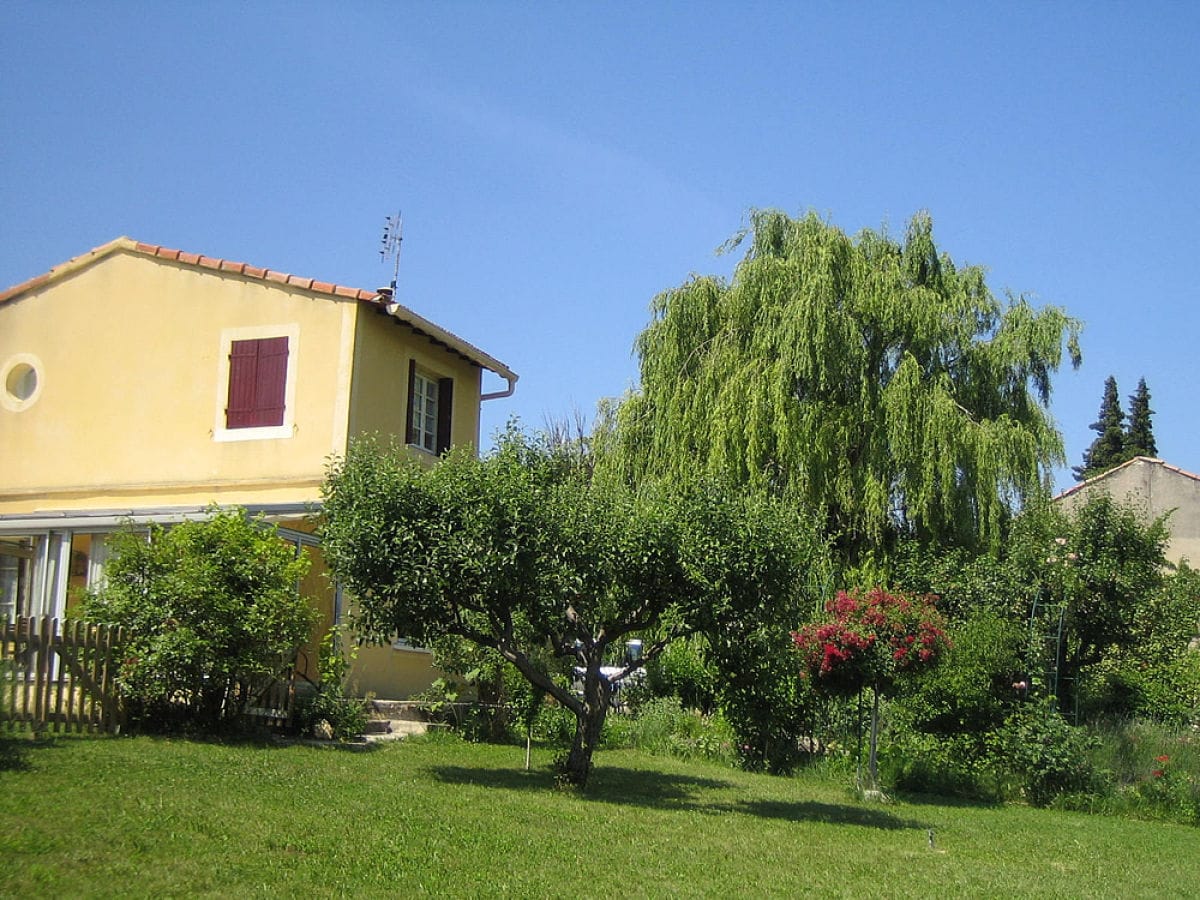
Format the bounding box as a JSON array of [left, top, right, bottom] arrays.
[[7, 363, 36, 400], [1, 354, 43, 411]]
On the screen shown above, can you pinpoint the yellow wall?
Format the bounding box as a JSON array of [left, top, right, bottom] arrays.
[[347, 305, 483, 455], [341, 311, 484, 697], [2, 246, 501, 700], [0, 250, 356, 514], [347, 642, 440, 699], [294, 539, 336, 683]]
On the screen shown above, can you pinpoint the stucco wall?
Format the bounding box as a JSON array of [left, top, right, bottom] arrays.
[[346, 305, 483, 453], [1057, 459, 1200, 566], [0, 250, 356, 513], [347, 643, 440, 699]]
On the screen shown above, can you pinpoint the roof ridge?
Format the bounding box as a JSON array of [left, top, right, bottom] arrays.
[[126, 239, 380, 302], [1055, 455, 1200, 500]]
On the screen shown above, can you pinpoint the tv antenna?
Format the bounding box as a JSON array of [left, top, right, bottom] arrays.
[[379, 211, 403, 293]]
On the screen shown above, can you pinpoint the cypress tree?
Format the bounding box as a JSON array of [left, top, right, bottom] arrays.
[[1125, 377, 1157, 459], [1073, 376, 1127, 481]]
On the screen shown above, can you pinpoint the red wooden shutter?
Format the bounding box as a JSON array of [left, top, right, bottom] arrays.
[[254, 337, 289, 427], [226, 340, 259, 428], [436, 377, 454, 455], [225, 337, 288, 429]]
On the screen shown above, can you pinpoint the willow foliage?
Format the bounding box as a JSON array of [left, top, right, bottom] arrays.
[[602, 210, 1082, 558]]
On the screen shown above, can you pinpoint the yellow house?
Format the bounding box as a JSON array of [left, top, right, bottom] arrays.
[[0, 237, 517, 698]]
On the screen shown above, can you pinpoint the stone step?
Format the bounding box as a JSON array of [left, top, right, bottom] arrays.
[[363, 718, 428, 742], [368, 700, 428, 722]]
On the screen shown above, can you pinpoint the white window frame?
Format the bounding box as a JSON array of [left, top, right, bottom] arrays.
[[1, 352, 45, 413], [212, 324, 300, 442], [409, 370, 439, 454]]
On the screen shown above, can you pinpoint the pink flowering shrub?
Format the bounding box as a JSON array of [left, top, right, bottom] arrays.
[[792, 587, 950, 695]]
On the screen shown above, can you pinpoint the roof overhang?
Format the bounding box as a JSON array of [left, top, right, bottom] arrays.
[[0, 502, 317, 534]]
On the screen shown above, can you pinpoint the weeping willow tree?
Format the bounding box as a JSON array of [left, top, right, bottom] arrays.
[[601, 210, 1082, 563]]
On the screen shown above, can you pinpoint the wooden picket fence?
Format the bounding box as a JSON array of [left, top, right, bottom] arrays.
[[242, 671, 298, 729], [1, 617, 126, 734]]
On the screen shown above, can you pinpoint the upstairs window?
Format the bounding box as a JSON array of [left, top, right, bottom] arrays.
[[226, 336, 289, 428], [213, 325, 298, 442], [409, 370, 438, 453], [406, 360, 454, 455]]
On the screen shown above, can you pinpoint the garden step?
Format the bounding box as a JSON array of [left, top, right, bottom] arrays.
[[368, 700, 428, 722], [362, 718, 427, 742]]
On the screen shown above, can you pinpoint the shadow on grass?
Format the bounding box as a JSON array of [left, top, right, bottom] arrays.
[[0, 732, 70, 772], [586, 766, 736, 807], [133, 730, 392, 754], [895, 790, 1004, 809], [431, 764, 557, 791], [734, 798, 926, 830], [431, 764, 730, 805], [431, 763, 928, 831]]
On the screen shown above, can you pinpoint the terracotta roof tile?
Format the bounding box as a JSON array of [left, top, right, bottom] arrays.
[[0, 236, 517, 384], [0, 273, 47, 304]]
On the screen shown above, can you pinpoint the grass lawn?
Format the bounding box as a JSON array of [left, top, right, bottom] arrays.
[[1, 733, 1197, 898]]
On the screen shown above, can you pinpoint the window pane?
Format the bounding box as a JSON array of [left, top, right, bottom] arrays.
[[410, 371, 441, 452]]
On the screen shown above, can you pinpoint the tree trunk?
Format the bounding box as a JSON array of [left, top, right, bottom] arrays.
[[559, 666, 612, 788], [867, 683, 881, 790]]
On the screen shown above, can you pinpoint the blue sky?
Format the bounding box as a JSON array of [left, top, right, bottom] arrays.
[[3, 2, 1197, 491]]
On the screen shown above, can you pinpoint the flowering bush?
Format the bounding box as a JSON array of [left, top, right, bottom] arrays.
[[792, 588, 950, 695], [1132, 752, 1200, 823]]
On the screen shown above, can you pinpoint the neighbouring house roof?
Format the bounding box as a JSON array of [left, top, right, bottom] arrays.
[[1054, 456, 1200, 501], [0, 236, 517, 392]]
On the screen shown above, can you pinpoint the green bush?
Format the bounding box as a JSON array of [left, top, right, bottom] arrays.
[[1125, 757, 1200, 824], [1078, 565, 1200, 725], [711, 625, 822, 774], [530, 699, 576, 748], [294, 627, 368, 741], [295, 686, 369, 741], [992, 708, 1107, 807], [646, 638, 718, 714], [1087, 720, 1200, 825], [80, 509, 316, 732], [899, 609, 1025, 737], [885, 732, 1005, 801], [603, 696, 735, 764]]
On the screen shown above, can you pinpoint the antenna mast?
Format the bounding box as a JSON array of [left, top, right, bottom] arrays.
[[379, 211, 403, 293]]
